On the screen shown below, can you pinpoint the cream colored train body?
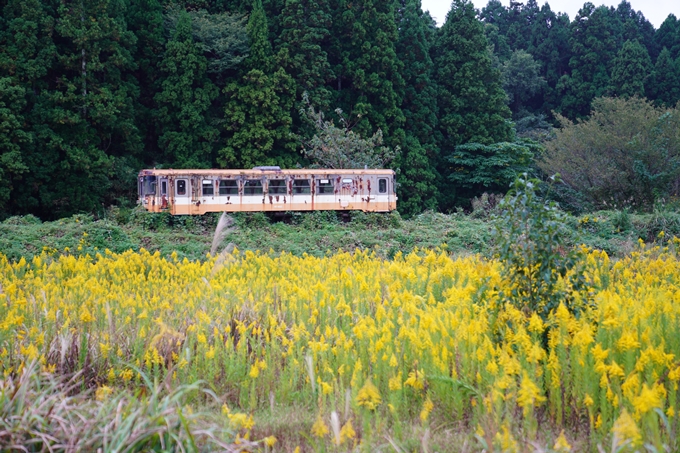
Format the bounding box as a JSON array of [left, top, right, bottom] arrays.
[[137, 167, 397, 215]]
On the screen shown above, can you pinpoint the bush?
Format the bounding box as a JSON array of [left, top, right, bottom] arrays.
[[540, 97, 680, 211], [495, 175, 584, 320]]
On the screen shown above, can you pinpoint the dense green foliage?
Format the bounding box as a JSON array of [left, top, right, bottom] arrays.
[[540, 97, 680, 211], [496, 175, 582, 321], [1, 0, 679, 219]]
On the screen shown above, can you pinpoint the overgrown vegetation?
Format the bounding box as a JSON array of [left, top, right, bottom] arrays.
[[540, 97, 680, 211], [3, 202, 680, 265], [0, 362, 248, 452], [495, 175, 583, 320]]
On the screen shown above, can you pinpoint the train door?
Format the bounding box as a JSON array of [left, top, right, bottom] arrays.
[[159, 178, 169, 210], [190, 175, 201, 214], [173, 177, 189, 215]]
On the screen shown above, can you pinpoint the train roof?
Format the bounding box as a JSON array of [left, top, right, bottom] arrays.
[[138, 168, 396, 177]]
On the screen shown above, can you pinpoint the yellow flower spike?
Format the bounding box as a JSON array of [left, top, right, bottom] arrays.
[[553, 431, 572, 452], [632, 383, 662, 416], [516, 372, 546, 416], [612, 409, 642, 447], [263, 436, 276, 447], [311, 415, 329, 438], [340, 419, 356, 443], [356, 378, 381, 410], [420, 397, 434, 423], [404, 369, 425, 390]]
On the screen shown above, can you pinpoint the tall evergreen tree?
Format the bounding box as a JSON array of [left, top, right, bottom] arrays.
[[648, 47, 680, 107], [609, 39, 651, 98], [558, 3, 622, 119], [328, 0, 405, 141], [433, 0, 512, 210], [654, 14, 680, 60], [615, 1, 656, 58], [276, 0, 333, 110], [219, 0, 297, 168], [127, 0, 165, 165], [524, 4, 571, 115], [0, 0, 56, 215], [394, 0, 439, 216], [19, 0, 140, 216], [155, 11, 219, 168]]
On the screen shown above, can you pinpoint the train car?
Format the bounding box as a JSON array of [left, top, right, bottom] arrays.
[[137, 167, 397, 215]]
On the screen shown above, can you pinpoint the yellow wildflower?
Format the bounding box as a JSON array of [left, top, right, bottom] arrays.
[[340, 419, 356, 443], [516, 372, 546, 416], [356, 378, 381, 410], [553, 431, 572, 452], [420, 397, 434, 423], [632, 383, 662, 416], [311, 415, 329, 438], [404, 369, 425, 390], [612, 409, 642, 447]]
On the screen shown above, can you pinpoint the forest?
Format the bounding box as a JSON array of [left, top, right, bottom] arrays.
[[1, 0, 679, 219]]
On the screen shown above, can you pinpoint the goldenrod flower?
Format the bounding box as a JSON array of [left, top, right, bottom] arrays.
[[612, 409, 642, 447], [516, 372, 546, 416], [404, 369, 425, 390], [356, 378, 381, 410], [340, 419, 356, 443], [420, 397, 434, 423], [553, 431, 572, 452], [311, 415, 329, 438]]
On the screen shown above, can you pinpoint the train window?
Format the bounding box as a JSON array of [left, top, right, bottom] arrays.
[[317, 179, 334, 194], [142, 176, 157, 195], [176, 179, 187, 196], [269, 179, 287, 194], [293, 179, 311, 194], [378, 178, 387, 193], [202, 179, 214, 196], [160, 180, 167, 196], [219, 179, 238, 195], [243, 179, 263, 195]]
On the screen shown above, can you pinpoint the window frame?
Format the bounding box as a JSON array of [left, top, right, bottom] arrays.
[[268, 179, 287, 195], [378, 178, 388, 194], [317, 179, 334, 194], [292, 179, 311, 194], [176, 179, 188, 196], [202, 179, 214, 196], [219, 179, 239, 196], [243, 179, 263, 196]]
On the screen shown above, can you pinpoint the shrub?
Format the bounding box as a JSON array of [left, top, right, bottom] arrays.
[[495, 175, 584, 320]]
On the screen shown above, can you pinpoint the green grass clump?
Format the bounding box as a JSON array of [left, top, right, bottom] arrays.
[[0, 362, 245, 452]]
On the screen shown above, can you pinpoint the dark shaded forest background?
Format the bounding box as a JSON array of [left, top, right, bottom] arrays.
[[1, 0, 679, 219]]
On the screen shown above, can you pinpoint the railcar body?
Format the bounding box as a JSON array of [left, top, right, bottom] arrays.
[[137, 167, 397, 215]]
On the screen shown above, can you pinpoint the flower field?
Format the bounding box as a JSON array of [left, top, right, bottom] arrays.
[[2, 244, 680, 451]]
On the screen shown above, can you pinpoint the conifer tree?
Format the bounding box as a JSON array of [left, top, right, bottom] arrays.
[[615, 1, 656, 58], [609, 39, 651, 98], [26, 0, 140, 216], [276, 0, 333, 110], [0, 0, 56, 214], [219, 0, 297, 168], [155, 11, 219, 168], [524, 4, 571, 114], [128, 0, 165, 164], [394, 0, 439, 215], [328, 0, 405, 140], [433, 0, 512, 209], [648, 47, 680, 107], [654, 14, 680, 60], [558, 3, 622, 119]]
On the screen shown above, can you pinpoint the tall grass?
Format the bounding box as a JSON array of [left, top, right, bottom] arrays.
[[0, 362, 249, 452]]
